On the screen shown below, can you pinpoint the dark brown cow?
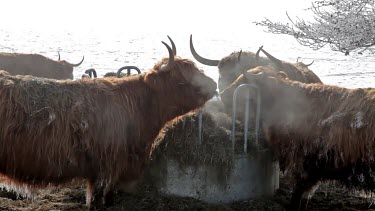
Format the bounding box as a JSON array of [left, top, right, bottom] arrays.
[[0, 41, 217, 209], [190, 35, 321, 92], [0, 52, 84, 79], [219, 47, 322, 122], [221, 66, 375, 210]]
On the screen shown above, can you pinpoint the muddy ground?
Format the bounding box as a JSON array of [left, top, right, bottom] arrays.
[[1, 177, 375, 211]]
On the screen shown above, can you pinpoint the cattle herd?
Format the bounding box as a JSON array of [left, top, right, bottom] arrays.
[[0, 35, 374, 211]]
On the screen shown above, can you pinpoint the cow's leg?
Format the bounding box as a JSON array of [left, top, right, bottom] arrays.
[[103, 183, 115, 206], [289, 177, 319, 211], [86, 180, 94, 207], [86, 180, 105, 210]]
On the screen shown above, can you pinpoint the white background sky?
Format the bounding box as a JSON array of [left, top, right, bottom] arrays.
[[1, 0, 374, 88], [0, 0, 314, 33]]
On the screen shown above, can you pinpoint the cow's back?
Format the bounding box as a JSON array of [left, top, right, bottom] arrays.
[[0, 53, 68, 79]]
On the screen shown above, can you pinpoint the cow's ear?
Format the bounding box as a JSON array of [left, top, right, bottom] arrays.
[[277, 71, 288, 79]]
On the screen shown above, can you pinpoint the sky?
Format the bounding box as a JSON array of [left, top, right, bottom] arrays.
[[0, 0, 314, 33]]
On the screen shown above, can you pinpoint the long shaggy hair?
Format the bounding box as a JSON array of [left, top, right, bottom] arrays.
[[221, 66, 375, 210], [0, 52, 217, 208]]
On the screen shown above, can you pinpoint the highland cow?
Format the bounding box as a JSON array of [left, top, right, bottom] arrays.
[[190, 35, 321, 92], [0, 41, 217, 209], [221, 66, 375, 210], [0, 52, 84, 79], [219, 49, 322, 122]]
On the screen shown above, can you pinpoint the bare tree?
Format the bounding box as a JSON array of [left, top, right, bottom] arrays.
[[254, 0, 375, 55]]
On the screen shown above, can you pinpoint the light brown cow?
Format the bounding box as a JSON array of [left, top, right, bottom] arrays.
[[0, 41, 217, 209], [221, 66, 375, 210], [0, 52, 84, 79]]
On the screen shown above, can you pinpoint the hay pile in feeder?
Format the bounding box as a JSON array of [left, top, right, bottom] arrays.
[[150, 99, 266, 183]]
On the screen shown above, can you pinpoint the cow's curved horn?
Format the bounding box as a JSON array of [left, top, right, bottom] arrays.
[[167, 35, 176, 56], [72, 56, 85, 67], [190, 35, 219, 66], [260, 49, 283, 67], [85, 68, 97, 78], [255, 45, 263, 64], [160, 41, 175, 72], [305, 60, 314, 66], [238, 50, 242, 62], [57, 52, 61, 61]]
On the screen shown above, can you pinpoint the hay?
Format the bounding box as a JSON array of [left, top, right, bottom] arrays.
[[150, 99, 267, 184]]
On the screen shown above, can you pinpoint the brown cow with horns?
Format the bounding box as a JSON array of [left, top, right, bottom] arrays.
[[0, 52, 84, 79], [219, 46, 322, 122], [221, 66, 375, 210], [0, 38, 217, 209], [190, 35, 321, 93]]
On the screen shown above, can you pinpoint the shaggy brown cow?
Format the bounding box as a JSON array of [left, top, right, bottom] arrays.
[[0, 52, 84, 79], [0, 41, 217, 209], [219, 47, 322, 121], [221, 66, 375, 210], [190, 35, 321, 92]]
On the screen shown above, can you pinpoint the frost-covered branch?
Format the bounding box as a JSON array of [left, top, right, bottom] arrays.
[[254, 0, 375, 54]]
